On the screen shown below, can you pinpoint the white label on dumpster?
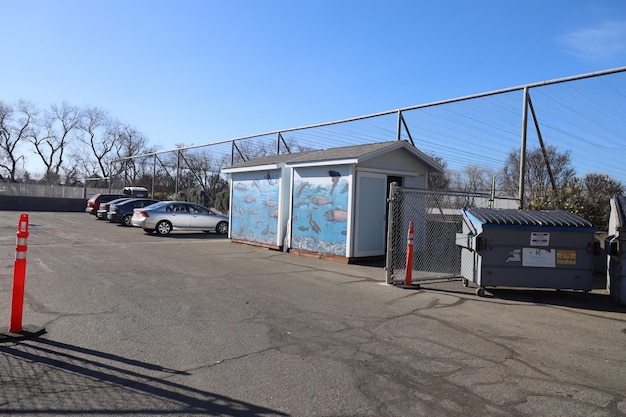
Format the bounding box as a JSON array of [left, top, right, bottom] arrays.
[[530, 232, 550, 246], [522, 248, 555, 267]]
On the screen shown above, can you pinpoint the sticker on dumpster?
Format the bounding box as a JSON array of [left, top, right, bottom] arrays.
[[530, 232, 550, 246], [557, 250, 576, 265], [522, 248, 555, 267], [506, 249, 521, 262]]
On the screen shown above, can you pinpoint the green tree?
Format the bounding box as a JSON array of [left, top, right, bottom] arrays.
[[579, 173, 623, 230]]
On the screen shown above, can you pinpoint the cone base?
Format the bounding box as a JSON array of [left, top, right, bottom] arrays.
[[0, 325, 46, 342]]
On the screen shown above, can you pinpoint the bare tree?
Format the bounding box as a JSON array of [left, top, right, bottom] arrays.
[[500, 145, 576, 203], [28, 102, 82, 184], [0, 100, 36, 181], [452, 165, 494, 193], [179, 149, 229, 205], [427, 154, 450, 189], [111, 123, 153, 184], [74, 106, 112, 179]]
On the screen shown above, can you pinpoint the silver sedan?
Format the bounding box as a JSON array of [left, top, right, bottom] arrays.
[[131, 201, 229, 235]]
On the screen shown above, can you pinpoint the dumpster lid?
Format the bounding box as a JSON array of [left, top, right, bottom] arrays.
[[465, 208, 594, 228]]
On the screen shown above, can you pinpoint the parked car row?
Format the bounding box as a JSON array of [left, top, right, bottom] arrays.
[[85, 193, 229, 236]]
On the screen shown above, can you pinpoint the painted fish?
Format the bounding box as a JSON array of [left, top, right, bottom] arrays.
[[328, 170, 341, 194], [252, 179, 263, 193], [296, 181, 310, 197], [324, 207, 348, 222], [265, 172, 276, 185], [309, 211, 321, 234], [309, 195, 332, 206]]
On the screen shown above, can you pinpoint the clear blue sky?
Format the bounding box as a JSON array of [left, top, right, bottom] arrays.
[[2, 0, 626, 176]]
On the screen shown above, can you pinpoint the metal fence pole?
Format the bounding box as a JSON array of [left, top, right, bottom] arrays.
[[152, 154, 157, 198], [385, 182, 398, 284], [518, 86, 529, 209]]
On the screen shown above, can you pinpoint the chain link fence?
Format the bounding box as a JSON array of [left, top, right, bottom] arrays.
[[385, 184, 512, 285]]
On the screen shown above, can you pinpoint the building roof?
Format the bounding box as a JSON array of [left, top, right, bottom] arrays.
[[222, 140, 444, 173]]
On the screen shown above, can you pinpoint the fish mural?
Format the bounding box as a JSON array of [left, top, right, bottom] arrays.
[[252, 179, 263, 193], [328, 170, 341, 194], [291, 166, 349, 256], [296, 181, 310, 197], [324, 207, 348, 222], [265, 172, 276, 185], [309, 210, 321, 234], [309, 195, 332, 206], [230, 170, 280, 245]]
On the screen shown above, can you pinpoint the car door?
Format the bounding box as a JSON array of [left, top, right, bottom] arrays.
[[188, 204, 217, 229], [166, 203, 191, 228]]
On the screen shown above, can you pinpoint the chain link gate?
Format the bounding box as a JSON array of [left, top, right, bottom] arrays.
[[385, 184, 493, 286]]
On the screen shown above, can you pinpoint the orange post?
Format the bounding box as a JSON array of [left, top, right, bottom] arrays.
[[9, 214, 29, 333], [405, 220, 414, 287]]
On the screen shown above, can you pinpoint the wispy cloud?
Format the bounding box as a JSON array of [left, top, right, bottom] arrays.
[[558, 21, 626, 61]]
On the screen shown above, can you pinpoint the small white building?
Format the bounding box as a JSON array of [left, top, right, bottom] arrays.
[[222, 140, 443, 262]]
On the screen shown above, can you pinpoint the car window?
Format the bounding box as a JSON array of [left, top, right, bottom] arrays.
[[135, 200, 154, 208], [167, 204, 188, 213], [146, 201, 168, 210], [189, 204, 210, 214]]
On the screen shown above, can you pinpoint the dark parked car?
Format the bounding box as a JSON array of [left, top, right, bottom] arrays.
[[85, 193, 126, 215], [96, 197, 133, 220], [108, 198, 160, 226]]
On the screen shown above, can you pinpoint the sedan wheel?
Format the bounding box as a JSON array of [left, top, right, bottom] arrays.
[[156, 220, 173, 235], [216, 221, 228, 235], [123, 214, 133, 227]]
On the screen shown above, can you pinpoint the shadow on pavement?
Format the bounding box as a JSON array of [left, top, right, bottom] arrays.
[[0, 338, 289, 416], [486, 288, 626, 313], [409, 278, 626, 314]]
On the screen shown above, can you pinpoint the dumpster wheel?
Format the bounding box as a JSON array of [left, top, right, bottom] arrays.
[[475, 287, 486, 297]]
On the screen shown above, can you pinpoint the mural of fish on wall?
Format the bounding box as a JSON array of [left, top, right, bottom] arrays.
[[230, 170, 280, 245], [324, 206, 347, 222], [328, 170, 341, 194], [291, 166, 350, 256]]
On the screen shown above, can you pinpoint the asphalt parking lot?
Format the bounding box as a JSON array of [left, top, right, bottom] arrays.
[[0, 211, 625, 416]]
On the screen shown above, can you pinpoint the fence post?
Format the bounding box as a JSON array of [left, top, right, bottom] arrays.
[[385, 182, 398, 284]]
